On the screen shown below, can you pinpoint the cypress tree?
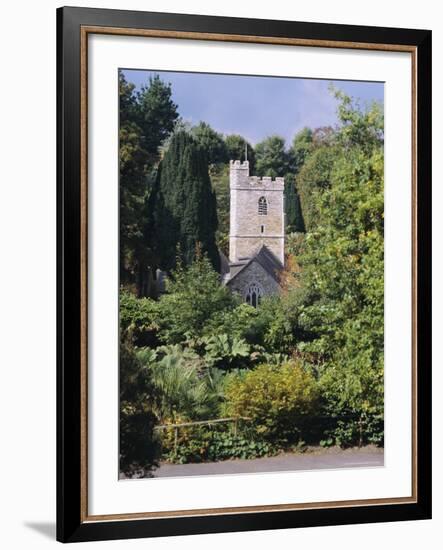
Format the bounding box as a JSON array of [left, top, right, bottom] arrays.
[[155, 131, 220, 272], [284, 173, 305, 233]]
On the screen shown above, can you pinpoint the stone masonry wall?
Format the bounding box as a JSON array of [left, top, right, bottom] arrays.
[[229, 160, 285, 265], [228, 260, 280, 298], [230, 236, 284, 264]]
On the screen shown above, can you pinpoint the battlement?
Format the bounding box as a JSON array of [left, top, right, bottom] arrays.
[[248, 175, 285, 189], [229, 159, 284, 189], [230, 159, 250, 170]]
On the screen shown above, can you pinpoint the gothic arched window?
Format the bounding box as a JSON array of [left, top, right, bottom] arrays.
[[245, 283, 263, 308], [258, 196, 268, 215]]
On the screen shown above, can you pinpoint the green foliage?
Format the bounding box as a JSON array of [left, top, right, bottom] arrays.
[[120, 289, 158, 342], [191, 121, 228, 164], [137, 345, 223, 422], [209, 164, 230, 255], [320, 412, 384, 448], [154, 253, 237, 343], [119, 337, 160, 476], [223, 361, 320, 443], [224, 134, 256, 172], [254, 135, 289, 177], [119, 72, 178, 293], [284, 173, 305, 233], [203, 297, 297, 355], [295, 95, 385, 445], [333, 87, 384, 154], [289, 127, 314, 174], [155, 131, 220, 271], [203, 301, 257, 339], [285, 232, 306, 257], [163, 427, 273, 464], [296, 145, 337, 232], [136, 75, 179, 162], [119, 85, 386, 463], [246, 296, 296, 353], [119, 73, 149, 286], [201, 334, 251, 369]]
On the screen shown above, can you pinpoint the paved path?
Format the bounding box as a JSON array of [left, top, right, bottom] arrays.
[[152, 447, 384, 478]]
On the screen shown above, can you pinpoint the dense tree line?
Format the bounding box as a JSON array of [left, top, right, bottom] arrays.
[[119, 72, 178, 294]]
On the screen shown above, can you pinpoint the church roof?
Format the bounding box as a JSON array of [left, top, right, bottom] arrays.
[[226, 245, 283, 286], [219, 250, 231, 277]]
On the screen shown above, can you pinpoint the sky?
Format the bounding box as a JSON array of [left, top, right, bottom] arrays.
[[122, 69, 384, 145]]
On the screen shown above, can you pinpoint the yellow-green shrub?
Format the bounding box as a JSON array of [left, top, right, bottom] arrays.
[[223, 361, 319, 443]]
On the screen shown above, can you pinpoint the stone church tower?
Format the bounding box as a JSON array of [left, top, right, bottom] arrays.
[[224, 160, 285, 306], [229, 160, 285, 265]]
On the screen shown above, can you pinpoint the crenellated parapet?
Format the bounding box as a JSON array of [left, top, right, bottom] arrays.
[[247, 175, 284, 190], [229, 159, 250, 169], [229, 159, 284, 190]]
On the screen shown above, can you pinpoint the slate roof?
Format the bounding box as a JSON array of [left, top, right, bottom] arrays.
[[219, 250, 231, 277], [225, 244, 283, 286]]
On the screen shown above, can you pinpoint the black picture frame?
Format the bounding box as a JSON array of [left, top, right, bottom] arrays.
[[57, 6, 432, 543]]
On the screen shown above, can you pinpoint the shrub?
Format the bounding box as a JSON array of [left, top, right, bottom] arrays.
[[160, 421, 273, 464], [201, 334, 251, 370], [136, 345, 225, 422], [155, 253, 237, 343], [119, 338, 160, 477], [119, 289, 159, 346], [319, 409, 384, 448], [223, 361, 319, 444], [203, 302, 259, 341]]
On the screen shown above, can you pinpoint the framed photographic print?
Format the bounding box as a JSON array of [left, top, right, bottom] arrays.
[[57, 6, 432, 543]]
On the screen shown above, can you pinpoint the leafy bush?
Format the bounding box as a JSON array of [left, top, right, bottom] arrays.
[[291, 95, 385, 446], [203, 302, 259, 341], [296, 145, 337, 232], [205, 297, 297, 354], [318, 412, 384, 448], [160, 422, 273, 464], [201, 334, 251, 369], [120, 289, 159, 346], [155, 253, 237, 343], [136, 345, 224, 423], [119, 338, 160, 477], [223, 361, 319, 444]]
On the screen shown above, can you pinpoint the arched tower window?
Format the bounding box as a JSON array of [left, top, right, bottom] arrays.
[[258, 196, 268, 215], [245, 283, 263, 308]]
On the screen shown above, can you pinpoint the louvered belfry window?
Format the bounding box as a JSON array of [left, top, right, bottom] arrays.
[[258, 196, 268, 215]]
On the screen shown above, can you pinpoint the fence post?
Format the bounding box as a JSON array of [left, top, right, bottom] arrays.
[[233, 418, 238, 438], [174, 426, 178, 455]]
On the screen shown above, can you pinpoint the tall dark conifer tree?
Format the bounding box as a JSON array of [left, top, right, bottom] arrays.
[[155, 131, 220, 272], [284, 174, 305, 233], [119, 71, 178, 294]]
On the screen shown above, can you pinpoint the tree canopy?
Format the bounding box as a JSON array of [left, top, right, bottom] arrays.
[[290, 127, 314, 174], [224, 134, 256, 172], [254, 135, 288, 177], [191, 122, 228, 165], [294, 95, 384, 435], [155, 131, 220, 272], [119, 72, 178, 293]]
